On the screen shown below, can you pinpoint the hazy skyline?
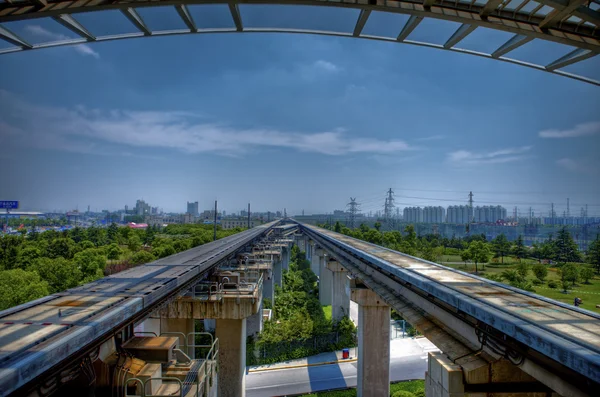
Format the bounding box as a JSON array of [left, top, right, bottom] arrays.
[[1, 10, 599, 217]]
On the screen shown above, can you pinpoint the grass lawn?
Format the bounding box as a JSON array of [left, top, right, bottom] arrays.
[[301, 380, 424, 396]]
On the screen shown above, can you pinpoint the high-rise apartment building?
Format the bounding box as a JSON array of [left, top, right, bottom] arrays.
[[423, 206, 446, 223], [403, 207, 423, 223], [187, 201, 199, 216], [474, 206, 507, 223], [446, 205, 473, 224], [135, 200, 151, 216]]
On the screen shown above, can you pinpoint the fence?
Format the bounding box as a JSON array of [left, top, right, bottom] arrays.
[[248, 331, 357, 365]]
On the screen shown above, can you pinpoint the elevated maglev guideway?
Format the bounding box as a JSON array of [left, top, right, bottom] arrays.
[[0, 221, 278, 397], [297, 221, 600, 397], [0, 0, 599, 85]]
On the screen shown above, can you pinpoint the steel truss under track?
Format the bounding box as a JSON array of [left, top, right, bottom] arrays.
[[0, 0, 599, 85]]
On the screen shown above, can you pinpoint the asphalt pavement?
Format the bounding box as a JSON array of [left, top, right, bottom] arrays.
[[246, 337, 439, 397]]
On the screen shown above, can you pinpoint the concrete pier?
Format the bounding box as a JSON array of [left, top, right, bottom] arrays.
[[327, 261, 349, 323], [351, 285, 390, 397]]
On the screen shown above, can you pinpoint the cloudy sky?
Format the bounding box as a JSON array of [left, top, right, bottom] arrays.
[[0, 6, 599, 217]]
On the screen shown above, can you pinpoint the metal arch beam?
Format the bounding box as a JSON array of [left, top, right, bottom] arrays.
[[122, 7, 152, 36], [53, 14, 96, 41], [539, 0, 588, 28], [175, 4, 197, 32], [0, 25, 32, 48], [492, 34, 533, 58], [481, 0, 504, 17], [397, 15, 422, 42], [546, 48, 597, 70], [0, 26, 598, 86], [0, 1, 598, 51], [443, 23, 476, 48], [536, 0, 600, 26], [353, 9, 371, 37], [228, 3, 243, 32]]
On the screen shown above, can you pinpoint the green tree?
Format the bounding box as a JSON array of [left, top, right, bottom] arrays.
[[532, 264, 548, 282], [86, 226, 106, 247], [512, 235, 527, 263], [46, 238, 76, 259], [0, 269, 50, 310], [334, 221, 342, 233], [17, 246, 42, 269], [467, 241, 492, 273], [460, 248, 471, 267], [516, 262, 530, 278], [144, 226, 155, 245], [131, 251, 156, 265], [69, 226, 86, 243], [554, 227, 581, 264], [0, 235, 22, 270], [107, 243, 123, 260], [31, 257, 83, 293], [492, 234, 511, 264], [374, 222, 381, 232], [587, 235, 600, 274], [107, 222, 119, 243], [559, 263, 580, 291], [580, 267, 594, 284], [128, 235, 142, 252], [74, 248, 107, 279]]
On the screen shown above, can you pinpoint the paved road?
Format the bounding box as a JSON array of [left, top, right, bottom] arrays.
[[246, 338, 438, 397]]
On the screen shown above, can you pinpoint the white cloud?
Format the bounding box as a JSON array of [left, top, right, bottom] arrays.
[[447, 146, 532, 165], [538, 121, 600, 138], [0, 90, 413, 157], [313, 60, 339, 73], [416, 135, 444, 142], [556, 158, 597, 174], [25, 25, 99, 59]]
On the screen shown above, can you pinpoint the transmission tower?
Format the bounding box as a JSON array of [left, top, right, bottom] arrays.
[[384, 188, 395, 223], [347, 198, 360, 229]]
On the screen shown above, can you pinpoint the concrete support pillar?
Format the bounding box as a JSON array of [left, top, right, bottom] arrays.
[[351, 287, 390, 397], [312, 247, 322, 276], [318, 255, 332, 306], [273, 258, 283, 288], [283, 246, 290, 270], [327, 261, 349, 323], [135, 317, 161, 337], [160, 317, 195, 357], [246, 302, 263, 337], [215, 318, 247, 397], [263, 269, 274, 304]]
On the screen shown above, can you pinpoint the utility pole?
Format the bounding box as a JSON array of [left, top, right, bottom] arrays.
[[247, 203, 251, 229], [529, 206, 532, 225], [551, 203, 555, 225], [267, 211, 271, 222], [347, 197, 360, 229], [284, 208, 287, 218], [468, 191, 474, 223], [567, 198, 570, 219], [213, 200, 217, 241], [384, 188, 395, 224]]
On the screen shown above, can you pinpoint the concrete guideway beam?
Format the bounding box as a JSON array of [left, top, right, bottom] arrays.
[[304, 227, 593, 397], [351, 285, 391, 397]]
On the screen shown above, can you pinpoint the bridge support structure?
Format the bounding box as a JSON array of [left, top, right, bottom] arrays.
[[159, 270, 263, 397], [351, 282, 390, 397], [318, 254, 333, 306], [311, 244, 321, 276], [327, 260, 349, 323]]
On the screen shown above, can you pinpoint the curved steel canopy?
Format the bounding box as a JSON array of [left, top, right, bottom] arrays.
[[0, 0, 599, 85]]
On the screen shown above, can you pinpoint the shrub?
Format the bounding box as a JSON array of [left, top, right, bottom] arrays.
[[413, 391, 425, 397], [532, 264, 548, 282], [532, 279, 543, 286], [392, 392, 415, 397], [547, 280, 558, 289]]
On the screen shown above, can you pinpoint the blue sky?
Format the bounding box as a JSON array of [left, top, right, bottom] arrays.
[[0, 6, 599, 217]]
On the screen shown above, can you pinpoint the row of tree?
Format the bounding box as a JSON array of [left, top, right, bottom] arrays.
[[0, 223, 244, 310], [323, 222, 600, 273]]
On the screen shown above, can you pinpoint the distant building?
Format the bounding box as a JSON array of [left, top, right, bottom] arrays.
[[423, 206, 445, 223], [446, 205, 473, 224], [135, 200, 151, 216], [403, 207, 423, 223], [187, 201, 199, 217], [221, 218, 261, 230], [474, 206, 507, 223]]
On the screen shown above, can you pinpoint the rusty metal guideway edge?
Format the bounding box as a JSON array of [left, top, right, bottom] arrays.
[[298, 223, 600, 386], [0, 221, 279, 397]]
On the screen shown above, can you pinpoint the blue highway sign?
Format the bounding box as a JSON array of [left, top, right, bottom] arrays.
[[0, 201, 19, 209]]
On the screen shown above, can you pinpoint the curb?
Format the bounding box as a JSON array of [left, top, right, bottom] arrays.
[[248, 357, 358, 373]]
